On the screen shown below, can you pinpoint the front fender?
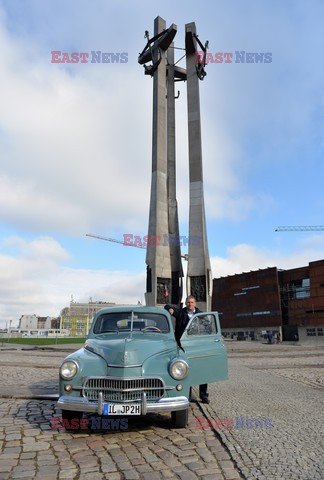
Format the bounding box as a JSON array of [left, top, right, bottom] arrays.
[[59, 348, 107, 396], [142, 349, 191, 398]]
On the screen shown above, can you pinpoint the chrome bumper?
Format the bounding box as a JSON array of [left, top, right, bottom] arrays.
[[57, 393, 189, 415]]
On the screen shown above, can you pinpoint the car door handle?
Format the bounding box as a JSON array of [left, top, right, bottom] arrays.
[[214, 338, 220, 342]]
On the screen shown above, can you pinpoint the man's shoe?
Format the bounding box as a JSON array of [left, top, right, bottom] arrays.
[[201, 396, 209, 404]]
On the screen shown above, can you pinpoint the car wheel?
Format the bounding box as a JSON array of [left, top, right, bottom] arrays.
[[61, 410, 83, 431], [171, 409, 188, 428]]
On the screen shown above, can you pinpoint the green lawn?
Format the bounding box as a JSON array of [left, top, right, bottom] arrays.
[[0, 337, 86, 345]]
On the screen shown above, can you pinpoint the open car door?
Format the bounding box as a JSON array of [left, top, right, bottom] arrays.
[[180, 312, 228, 386]]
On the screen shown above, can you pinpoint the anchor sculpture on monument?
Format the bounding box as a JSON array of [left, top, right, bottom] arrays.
[[138, 16, 212, 312]]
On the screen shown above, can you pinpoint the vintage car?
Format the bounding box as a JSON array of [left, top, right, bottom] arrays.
[[57, 306, 228, 429]]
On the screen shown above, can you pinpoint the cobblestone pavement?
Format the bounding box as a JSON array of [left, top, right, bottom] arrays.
[[0, 344, 323, 479], [196, 345, 324, 480], [0, 347, 241, 480], [0, 399, 241, 480]]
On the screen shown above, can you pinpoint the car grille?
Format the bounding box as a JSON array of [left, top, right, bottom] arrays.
[[82, 377, 165, 402]]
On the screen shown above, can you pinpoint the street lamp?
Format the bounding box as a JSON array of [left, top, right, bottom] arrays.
[[87, 297, 92, 336], [8, 320, 12, 343]]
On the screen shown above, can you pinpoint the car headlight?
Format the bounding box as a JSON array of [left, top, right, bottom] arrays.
[[60, 360, 79, 380], [169, 359, 189, 380]]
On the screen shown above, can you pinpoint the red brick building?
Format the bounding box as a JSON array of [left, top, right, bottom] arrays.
[[212, 259, 324, 342]]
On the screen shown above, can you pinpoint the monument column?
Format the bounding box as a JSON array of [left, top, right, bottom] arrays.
[[185, 22, 212, 311], [167, 43, 183, 307], [140, 17, 177, 306]]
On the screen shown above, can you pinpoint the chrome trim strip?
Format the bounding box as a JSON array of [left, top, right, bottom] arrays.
[[142, 392, 147, 415], [57, 395, 189, 414], [146, 396, 189, 413], [70, 385, 175, 392], [83, 375, 165, 382], [107, 364, 142, 368], [98, 392, 103, 415], [187, 353, 222, 359]]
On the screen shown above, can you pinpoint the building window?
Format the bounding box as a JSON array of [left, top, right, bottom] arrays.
[[306, 328, 316, 336], [317, 328, 323, 336], [284, 278, 310, 300]]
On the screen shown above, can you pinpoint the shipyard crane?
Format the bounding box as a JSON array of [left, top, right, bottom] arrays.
[[86, 233, 145, 249], [275, 226, 324, 232], [86, 233, 189, 260]]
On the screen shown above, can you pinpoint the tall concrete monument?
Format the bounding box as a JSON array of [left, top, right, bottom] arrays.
[[139, 17, 211, 311], [185, 23, 212, 311]]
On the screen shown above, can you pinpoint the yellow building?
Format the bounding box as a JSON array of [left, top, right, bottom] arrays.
[[60, 301, 116, 336]]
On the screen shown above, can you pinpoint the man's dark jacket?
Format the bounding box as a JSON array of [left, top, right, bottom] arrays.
[[164, 304, 201, 345], [164, 304, 208, 399]]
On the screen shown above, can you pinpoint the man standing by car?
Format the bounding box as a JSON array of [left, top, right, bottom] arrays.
[[164, 295, 209, 404]]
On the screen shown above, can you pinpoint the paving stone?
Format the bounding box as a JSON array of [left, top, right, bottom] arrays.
[[101, 463, 118, 473], [11, 471, 36, 479], [123, 470, 140, 480], [135, 464, 154, 473], [177, 470, 198, 480], [104, 473, 123, 480], [141, 473, 162, 480], [78, 473, 104, 480], [58, 469, 79, 479], [22, 442, 50, 452], [200, 475, 224, 480], [161, 471, 176, 479], [0, 459, 18, 467]]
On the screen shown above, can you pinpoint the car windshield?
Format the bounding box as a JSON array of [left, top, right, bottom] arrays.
[[93, 312, 170, 334]]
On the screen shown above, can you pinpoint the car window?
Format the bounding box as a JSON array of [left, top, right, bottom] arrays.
[[93, 312, 170, 334], [187, 314, 217, 336]]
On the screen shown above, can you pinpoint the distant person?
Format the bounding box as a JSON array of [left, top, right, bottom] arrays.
[[164, 295, 209, 404]]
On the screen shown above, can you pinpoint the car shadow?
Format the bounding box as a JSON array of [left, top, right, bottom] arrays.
[[12, 376, 177, 434]]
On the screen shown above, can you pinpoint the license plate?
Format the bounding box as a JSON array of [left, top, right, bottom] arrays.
[[103, 403, 141, 415]]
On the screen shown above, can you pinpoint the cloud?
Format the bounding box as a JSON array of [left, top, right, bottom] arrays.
[[1, 232, 324, 328], [1, 1, 323, 238], [0, 235, 145, 327], [0, 11, 152, 235], [211, 235, 324, 277]]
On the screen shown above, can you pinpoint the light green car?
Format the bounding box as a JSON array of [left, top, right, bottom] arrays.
[[57, 306, 228, 429]]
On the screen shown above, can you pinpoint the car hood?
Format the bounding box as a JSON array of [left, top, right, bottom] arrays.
[[85, 336, 175, 366]]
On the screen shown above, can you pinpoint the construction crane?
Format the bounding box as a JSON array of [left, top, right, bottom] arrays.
[[86, 233, 145, 249], [275, 226, 324, 232], [86, 233, 189, 260]]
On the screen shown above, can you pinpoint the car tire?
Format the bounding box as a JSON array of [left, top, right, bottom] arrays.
[[171, 408, 188, 428], [61, 410, 83, 431]]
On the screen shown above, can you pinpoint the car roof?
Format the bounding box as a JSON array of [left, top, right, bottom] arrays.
[[94, 305, 170, 316]]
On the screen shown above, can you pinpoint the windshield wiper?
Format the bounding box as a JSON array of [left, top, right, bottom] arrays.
[[98, 330, 118, 334]]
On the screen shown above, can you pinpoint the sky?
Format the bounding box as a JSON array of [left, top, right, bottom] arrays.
[[0, 0, 324, 328]]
